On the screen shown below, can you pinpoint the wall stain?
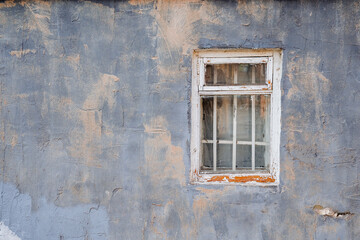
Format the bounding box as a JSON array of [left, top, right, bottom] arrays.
[[10, 49, 37, 58], [144, 116, 185, 186]]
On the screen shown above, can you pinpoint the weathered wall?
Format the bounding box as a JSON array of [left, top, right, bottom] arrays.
[[0, 0, 359, 239]]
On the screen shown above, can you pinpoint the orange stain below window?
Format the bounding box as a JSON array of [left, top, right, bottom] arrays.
[[206, 175, 275, 183]]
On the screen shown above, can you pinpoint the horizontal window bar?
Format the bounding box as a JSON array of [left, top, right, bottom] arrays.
[[203, 57, 268, 64], [199, 90, 272, 96], [194, 49, 277, 58], [200, 169, 269, 174], [202, 139, 269, 146], [199, 85, 270, 91]]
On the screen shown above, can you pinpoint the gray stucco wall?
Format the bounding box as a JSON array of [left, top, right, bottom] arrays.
[[1, 0, 359, 239]]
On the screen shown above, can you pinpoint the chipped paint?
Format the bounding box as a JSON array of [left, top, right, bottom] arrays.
[[144, 116, 186, 186], [313, 205, 354, 220], [205, 175, 275, 183]]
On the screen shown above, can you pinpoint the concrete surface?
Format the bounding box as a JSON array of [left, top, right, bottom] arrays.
[[1, 0, 359, 239]]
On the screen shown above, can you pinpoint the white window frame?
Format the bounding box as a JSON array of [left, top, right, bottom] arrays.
[[190, 49, 282, 186]]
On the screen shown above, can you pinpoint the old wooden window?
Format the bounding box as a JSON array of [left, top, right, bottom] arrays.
[[191, 49, 282, 185]]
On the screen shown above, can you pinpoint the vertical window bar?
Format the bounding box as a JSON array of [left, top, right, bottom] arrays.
[[252, 65, 255, 83], [251, 66, 256, 171], [251, 95, 255, 170], [213, 66, 217, 171], [199, 58, 205, 90], [232, 67, 238, 171], [267, 57, 273, 89]]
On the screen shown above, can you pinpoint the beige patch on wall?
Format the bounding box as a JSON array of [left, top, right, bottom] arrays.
[[286, 52, 331, 101], [128, 0, 154, 5], [153, 0, 221, 56], [192, 187, 233, 217], [10, 49, 36, 58], [66, 54, 80, 70], [10, 132, 18, 148], [237, 0, 278, 24], [285, 52, 331, 151], [144, 116, 185, 186], [147, 197, 194, 239], [0, 0, 16, 8], [283, 52, 332, 192], [67, 73, 119, 167], [192, 187, 234, 237], [143, 117, 193, 239], [153, 1, 199, 56], [152, 1, 222, 103], [21, 1, 53, 51]]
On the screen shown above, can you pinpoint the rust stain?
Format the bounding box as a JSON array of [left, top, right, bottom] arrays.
[[206, 175, 275, 183]]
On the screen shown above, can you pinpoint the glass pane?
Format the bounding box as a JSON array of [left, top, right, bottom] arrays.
[[202, 97, 213, 140], [255, 95, 271, 142], [205, 63, 266, 86], [255, 145, 269, 169], [217, 144, 232, 169], [217, 96, 233, 140], [236, 145, 252, 169], [201, 143, 235, 170], [201, 96, 233, 140], [236, 95, 252, 141], [201, 96, 233, 171], [202, 143, 213, 169]]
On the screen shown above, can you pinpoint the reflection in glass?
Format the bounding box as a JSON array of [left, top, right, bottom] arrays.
[[236, 96, 251, 141], [205, 63, 266, 85], [255, 95, 270, 142]]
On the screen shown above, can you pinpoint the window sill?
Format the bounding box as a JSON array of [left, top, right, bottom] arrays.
[[191, 172, 278, 186]]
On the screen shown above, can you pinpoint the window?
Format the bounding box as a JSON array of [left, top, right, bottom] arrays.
[[191, 49, 282, 185]]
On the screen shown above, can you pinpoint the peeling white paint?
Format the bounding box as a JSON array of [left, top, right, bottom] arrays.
[[313, 205, 354, 220], [0, 222, 21, 240]]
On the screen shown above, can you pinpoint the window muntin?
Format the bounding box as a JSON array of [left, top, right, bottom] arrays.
[[191, 49, 282, 185], [201, 94, 270, 172]]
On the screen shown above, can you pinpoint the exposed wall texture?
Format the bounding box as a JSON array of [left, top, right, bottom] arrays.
[[1, 0, 360, 239]]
